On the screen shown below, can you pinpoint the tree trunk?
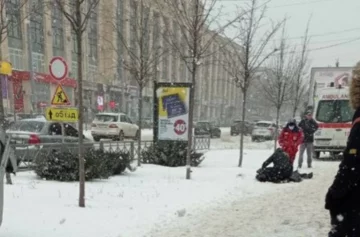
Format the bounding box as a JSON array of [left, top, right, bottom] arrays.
[[292, 98, 298, 118], [76, 30, 85, 207], [238, 90, 247, 167], [186, 65, 196, 180], [0, 46, 5, 128], [274, 107, 281, 152], [137, 86, 143, 167]]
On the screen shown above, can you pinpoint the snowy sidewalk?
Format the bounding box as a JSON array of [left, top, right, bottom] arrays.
[[147, 162, 337, 237]]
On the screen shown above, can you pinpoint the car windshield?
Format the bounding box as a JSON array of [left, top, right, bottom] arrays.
[[233, 120, 243, 125], [197, 122, 210, 128], [316, 100, 353, 123], [255, 122, 271, 128], [8, 121, 45, 132], [94, 114, 118, 122]]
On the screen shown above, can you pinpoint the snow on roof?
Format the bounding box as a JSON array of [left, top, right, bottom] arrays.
[[96, 112, 125, 116], [19, 117, 47, 122]]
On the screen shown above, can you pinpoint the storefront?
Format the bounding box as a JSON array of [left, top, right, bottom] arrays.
[[9, 70, 77, 113]]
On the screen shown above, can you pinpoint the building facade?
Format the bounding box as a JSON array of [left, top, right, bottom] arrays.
[[2, 0, 241, 124]]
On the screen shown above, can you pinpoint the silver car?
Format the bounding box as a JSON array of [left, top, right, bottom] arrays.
[[6, 118, 91, 162]]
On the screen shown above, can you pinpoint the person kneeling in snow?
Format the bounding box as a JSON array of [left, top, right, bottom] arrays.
[[256, 148, 293, 183]]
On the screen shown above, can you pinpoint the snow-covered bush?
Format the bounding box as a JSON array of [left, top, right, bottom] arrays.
[[34, 148, 131, 181], [141, 141, 204, 167]]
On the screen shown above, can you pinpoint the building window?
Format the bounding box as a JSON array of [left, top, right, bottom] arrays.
[[88, 64, 97, 82], [116, 0, 124, 82], [142, 6, 150, 60], [34, 82, 50, 103], [30, 0, 44, 53], [32, 52, 44, 72], [129, 1, 137, 55], [71, 29, 79, 80], [172, 21, 179, 82], [152, 12, 160, 80], [71, 60, 78, 80], [52, 2, 64, 57], [9, 48, 23, 70], [88, 1, 98, 66], [162, 17, 170, 81], [6, 0, 22, 49]]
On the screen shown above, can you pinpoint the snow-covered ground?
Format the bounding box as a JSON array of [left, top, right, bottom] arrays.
[[2, 143, 339, 237]]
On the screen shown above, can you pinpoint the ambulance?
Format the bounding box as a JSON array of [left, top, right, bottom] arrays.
[[308, 67, 354, 159], [312, 85, 353, 158]]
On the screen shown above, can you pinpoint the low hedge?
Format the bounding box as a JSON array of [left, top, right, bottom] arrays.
[[34, 148, 131, 182], [141, 141, 205, 167]]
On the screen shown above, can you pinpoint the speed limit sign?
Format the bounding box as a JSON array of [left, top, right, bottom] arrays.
[[174, 119, 187, 135]]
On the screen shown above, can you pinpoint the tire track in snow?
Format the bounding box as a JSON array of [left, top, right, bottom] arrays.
[[147, 164, 337, 237]]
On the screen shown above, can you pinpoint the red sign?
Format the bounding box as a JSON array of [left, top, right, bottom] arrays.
[[109, 101, 116, 109], [12, 78, 24, 112], [10, 70, 77, 88], [174, 119, 187, 135], [49, 56, 68, 81]]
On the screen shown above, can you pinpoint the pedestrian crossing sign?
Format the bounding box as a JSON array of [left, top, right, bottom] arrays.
[[51, 84, 70, 105]]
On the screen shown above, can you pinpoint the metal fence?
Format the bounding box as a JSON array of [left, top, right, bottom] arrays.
[[12, 136, 211, 171]]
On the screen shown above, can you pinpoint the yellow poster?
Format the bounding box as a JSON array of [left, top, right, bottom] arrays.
[[156, 86, 190, 141]]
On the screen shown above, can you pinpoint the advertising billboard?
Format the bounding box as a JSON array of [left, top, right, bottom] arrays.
[[154, 83, 192, 141]]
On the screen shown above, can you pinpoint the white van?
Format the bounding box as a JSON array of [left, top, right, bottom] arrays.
[[313, 85, 353, 158]]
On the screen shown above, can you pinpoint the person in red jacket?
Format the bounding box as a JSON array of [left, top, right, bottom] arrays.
[[278, 119, 303, 164]]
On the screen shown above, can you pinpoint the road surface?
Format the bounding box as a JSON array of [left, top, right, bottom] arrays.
[[148, 162, 337, 237]]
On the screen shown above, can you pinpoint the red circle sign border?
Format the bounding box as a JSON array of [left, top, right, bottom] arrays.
[[174, 119, 187, 135], [49, 56, 68, 81]]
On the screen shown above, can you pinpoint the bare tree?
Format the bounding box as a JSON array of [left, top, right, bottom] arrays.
[[260, 24, 296, 150], [222, 0, 282, 167], [104, 0, 167, 166], [291, 18, 311, 118], [156, 0, 240, 179], [54, 0, 100, 208]]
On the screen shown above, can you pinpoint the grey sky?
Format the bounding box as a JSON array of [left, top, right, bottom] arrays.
[[219, 0, 360, 68]]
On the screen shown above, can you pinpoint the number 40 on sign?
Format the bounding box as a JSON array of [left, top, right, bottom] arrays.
[[174, 119, 187, 135]]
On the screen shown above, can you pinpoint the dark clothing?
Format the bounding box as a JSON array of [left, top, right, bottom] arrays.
[[298, 118, 318, 143], [325, 107, 360, 235], [256, 148, 293, 183], [328, 211, 360, 237]]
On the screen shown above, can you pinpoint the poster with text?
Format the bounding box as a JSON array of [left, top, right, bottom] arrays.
[[157, 86, 190, 141]]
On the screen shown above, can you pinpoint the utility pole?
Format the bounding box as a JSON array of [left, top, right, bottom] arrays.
[[26, 0, 36, 113]]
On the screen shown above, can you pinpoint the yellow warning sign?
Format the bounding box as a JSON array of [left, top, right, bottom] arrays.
[[51, 84, 70, 105], [45, 107, 78, 122]]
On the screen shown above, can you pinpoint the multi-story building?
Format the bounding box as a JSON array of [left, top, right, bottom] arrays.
[[2, 0, 240, 124]]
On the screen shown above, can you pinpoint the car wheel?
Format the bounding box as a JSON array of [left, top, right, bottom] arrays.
[[93, 136, 100, 142], [314, 151, 320, 159], [119, 131, 125, 141], [133, 130, 140, 140], [251, 136, 256, 142]]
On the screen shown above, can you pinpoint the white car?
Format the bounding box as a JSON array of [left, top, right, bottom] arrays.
[[91, 113, 139, 141], [251, 121, 277, 141]]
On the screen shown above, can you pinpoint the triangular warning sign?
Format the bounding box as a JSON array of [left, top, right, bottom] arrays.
[[51, 84, 70, 105]]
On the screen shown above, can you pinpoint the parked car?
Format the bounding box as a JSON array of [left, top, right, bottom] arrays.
[[194, 121, 221, 138], [230, 120, 253, 136], [91, 113, 139, 141], [6, 118, 91, 162], [251, 121, 277, 141]]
